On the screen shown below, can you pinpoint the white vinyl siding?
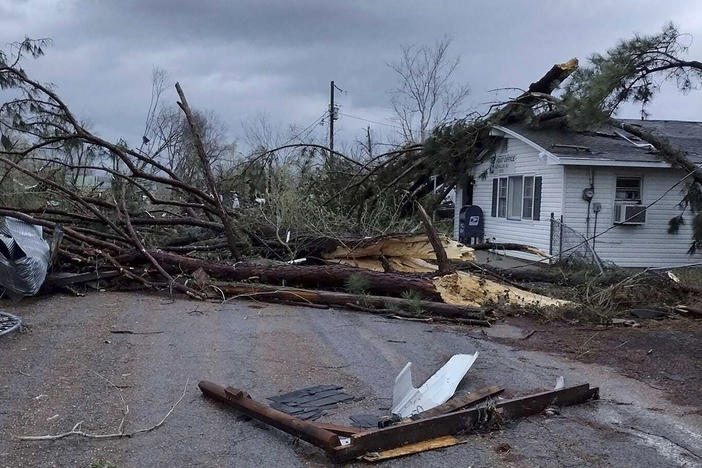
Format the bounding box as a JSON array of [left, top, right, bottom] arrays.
[[453, 129, 702, 268], [562, 166, 701, 268], [461, 137, 564, 254]]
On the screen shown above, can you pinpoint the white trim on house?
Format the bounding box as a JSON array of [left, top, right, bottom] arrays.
[[556, 158, 671, 168]]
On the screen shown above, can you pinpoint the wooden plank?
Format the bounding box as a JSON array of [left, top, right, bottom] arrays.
[[361, 435, 466, 462], [331, 383, 598, 462]]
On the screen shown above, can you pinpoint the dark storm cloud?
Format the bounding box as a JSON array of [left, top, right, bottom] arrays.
[[1, 0, 701, 150]]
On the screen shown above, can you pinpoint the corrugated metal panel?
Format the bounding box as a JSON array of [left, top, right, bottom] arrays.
[[0, 217, 50, 296]]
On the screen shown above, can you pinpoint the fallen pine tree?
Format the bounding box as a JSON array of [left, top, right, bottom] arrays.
[[4, 205, 568, 312], [0, 40, 576, 315], [213, 282, 491, 325], [146, 249, 567, 308], [148, 249, 444, 300]]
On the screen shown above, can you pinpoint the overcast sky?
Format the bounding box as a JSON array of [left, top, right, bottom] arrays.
[[1, 0, 701, 153]]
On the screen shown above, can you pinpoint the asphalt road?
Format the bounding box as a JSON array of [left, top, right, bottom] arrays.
[[1, 292, 700, 467]]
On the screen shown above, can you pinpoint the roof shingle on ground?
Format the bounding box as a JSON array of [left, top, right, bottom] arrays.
[[504, 119, 702, 165]]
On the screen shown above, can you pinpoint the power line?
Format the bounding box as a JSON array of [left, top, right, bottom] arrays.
[[338, 112, 402, 129], [282, 111, 328, 145]]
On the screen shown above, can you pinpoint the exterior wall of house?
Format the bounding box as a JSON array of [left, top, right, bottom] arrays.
[[562, 166, 702, 268], [454, 136, 564, 255]]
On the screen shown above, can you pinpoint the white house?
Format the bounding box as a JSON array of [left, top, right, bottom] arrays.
[[453, 120, 702, 268]]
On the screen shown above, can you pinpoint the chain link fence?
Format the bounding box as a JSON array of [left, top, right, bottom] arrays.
[[550, 214, 604, 273]]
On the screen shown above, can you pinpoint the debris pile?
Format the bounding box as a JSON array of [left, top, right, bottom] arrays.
[[1, 202, 570, 325], [199, 353, 599, 462], [0, 48, 580, 324]]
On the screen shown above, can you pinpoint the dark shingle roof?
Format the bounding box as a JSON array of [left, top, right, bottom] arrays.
[[503, 119, 702, 165]]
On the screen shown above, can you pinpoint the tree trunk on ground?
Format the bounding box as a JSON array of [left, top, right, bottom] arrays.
[[455, 262, 565, 284], [215, 283, 487, 322], [148, 250, 443, 300]]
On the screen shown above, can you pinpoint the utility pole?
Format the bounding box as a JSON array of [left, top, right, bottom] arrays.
[[365, 125, 372, 158], [329, 80, 336, 152]]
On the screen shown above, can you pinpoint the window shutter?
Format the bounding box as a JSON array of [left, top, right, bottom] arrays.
[[533, 176, 542, 220], [491, 179, 498, 217]]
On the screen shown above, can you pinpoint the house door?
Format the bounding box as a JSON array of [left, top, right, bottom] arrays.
[[463, 181, 474, 206]]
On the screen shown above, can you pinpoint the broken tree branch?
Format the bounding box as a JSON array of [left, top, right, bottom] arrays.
[[175, 82, 243, 261], [117, 185, 203, 300], [415, 200, 452, 274]]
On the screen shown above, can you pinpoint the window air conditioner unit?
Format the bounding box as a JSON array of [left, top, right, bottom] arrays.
[[614, 203, 646, 225]]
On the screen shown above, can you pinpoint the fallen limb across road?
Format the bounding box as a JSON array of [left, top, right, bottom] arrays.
[[215, 282, 490, 324], [147, 250, 444, 300], [198, 380, 599, 463]]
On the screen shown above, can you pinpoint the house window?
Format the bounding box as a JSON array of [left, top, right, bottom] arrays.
[[492, 175, 542, 220], [507, 176, 523, 220], [497, 178, 507, 217], [615, 177, 642, 203], [614, 176, 646, 224], [522, 176, 534, 219]]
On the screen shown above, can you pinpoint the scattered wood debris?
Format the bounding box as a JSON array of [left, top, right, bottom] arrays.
[[198, 377, 599, 462], [433, 272, 569, 307]]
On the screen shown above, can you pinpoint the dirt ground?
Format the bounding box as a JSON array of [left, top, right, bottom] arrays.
[[1, 292, 701, 467], [485, 316, 702, 409]]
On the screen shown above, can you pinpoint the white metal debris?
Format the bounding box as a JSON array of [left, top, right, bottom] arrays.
[[554, 376, 565, 390], [391, 352, 479, 418]]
